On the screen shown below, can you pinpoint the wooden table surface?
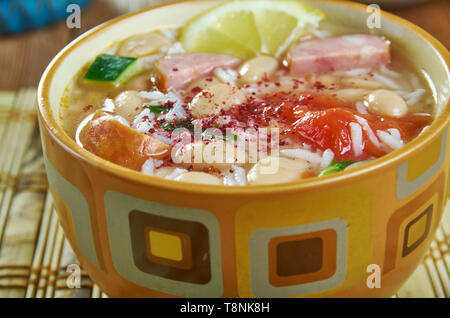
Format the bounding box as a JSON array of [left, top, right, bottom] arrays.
[[0, 0, 448, 91]]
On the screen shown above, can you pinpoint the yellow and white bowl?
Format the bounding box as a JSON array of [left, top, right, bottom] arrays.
[[37, 0, 450, 297]]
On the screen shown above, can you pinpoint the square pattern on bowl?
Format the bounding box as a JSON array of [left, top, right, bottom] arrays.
[[249, 218, 347, 297], [104, 191, 223, 297], [268, 229, 337, 287], [129, 210, 209, 283], [402, 205, 432, 257]]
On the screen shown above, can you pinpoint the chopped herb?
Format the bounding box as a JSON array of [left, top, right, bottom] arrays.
[[202, 131, 228, 141], [148, 105, 167, 114], [184, 121, 195, 132], [319, 161, 355, 176], [160, 121, 175, 131], [160, 120, 194, 132]]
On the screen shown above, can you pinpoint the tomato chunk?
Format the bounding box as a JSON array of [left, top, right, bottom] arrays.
[[280, 94, 431, 161], [289, 108, 357, 160], [80, 111, 170, 170]]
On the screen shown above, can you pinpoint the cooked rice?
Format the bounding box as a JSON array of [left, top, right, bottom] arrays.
[[372, 73, 401, 90], [224, 165, 247, 186], [139, 90, 187, 121], [405, 89, 425, 105], [132, 108, 156, 133], [214, 68, 238, 85], [377, 129, 404, 150], [141, 158, 164, 176], [321, 149, 335, 169], [102, 98, 115, 113], [355, 101, 369, 114], [152, 131, 174, 145], [354, 115, 380, 148], [112, 115, 129, 127], [379, 64, 401, 78], [349, 122, 363, 157], [217, 116, 232, 126], [280, 148, 323, 165]]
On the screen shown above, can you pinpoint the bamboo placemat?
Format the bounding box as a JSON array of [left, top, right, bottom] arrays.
[[0, 88, 448, 298]]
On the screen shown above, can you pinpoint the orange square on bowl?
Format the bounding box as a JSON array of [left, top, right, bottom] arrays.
[[268, 229, 337, 287]]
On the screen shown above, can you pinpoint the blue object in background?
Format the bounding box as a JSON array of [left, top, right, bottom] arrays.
[[0, 0, 91, 35]]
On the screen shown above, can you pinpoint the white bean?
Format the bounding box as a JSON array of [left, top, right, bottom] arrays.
[[154, 167, 176, 178], [189, 84, 247, 118], [117, 32, 171, 57], [247, 157, 310, 185], [186, 76, 221, 93], [364, 89, 408, 118], [173, 140, 248, 171], [175, 172, 222, 185], [238, 56, 278, 84], [114, 90, 145, 121]]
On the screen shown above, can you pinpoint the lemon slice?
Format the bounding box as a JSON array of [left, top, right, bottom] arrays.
[[180, 0, 324, 60]]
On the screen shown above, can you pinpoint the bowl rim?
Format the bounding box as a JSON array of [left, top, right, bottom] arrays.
[[37, 0, 450, 196]]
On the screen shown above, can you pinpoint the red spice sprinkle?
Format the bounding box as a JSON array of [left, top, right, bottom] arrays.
[[83, 105, 93, 112], [314, 81, 326, 90], [191, 86, 202, 94], [172, 68, 179, 71]]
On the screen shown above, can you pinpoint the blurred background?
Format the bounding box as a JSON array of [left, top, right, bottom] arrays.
[[0, 0, 448, 298]]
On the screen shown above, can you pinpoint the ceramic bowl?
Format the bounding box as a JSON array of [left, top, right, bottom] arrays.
[[37, 0, 450, 297]]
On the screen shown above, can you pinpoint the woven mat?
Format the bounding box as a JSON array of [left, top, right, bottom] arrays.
[[0, 88, 448, 298]]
